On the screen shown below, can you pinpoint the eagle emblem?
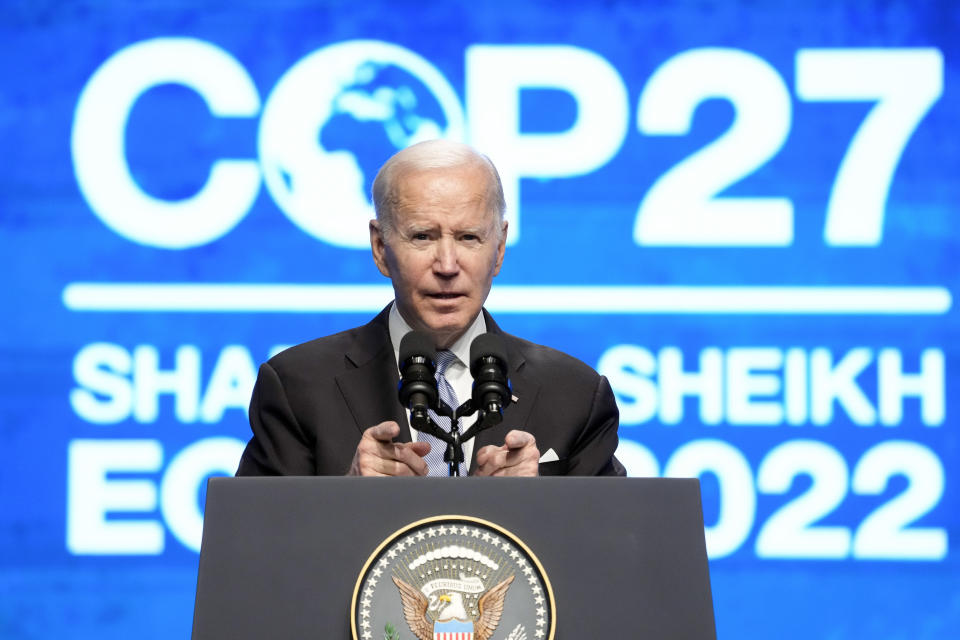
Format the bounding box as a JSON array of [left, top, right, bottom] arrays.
[[393, 574, 514, 640], [352, 516, 554, 640]]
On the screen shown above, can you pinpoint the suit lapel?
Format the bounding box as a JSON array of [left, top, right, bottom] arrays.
[[335, 307, 411, 444], [468, 310, 541, 473]]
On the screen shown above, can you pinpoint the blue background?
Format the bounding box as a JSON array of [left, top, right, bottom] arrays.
[[1, 1, 958, 638]]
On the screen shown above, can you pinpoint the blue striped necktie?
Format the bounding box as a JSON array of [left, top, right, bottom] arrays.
[[423, 349, 465, 476]]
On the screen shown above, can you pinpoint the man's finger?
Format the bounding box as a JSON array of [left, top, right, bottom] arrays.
[[504, 445, 534, 465], [504, 429, 536, 450], [365, 421, 401, 442], [409, 441, 431, 457], [393, 442, 429, 476], [350, 422, 426, 476], [367, 441, 429, 476], [475, 444, 502, 466], [474, 444, 508, 476], [474, 431, 539, 477], [371, 439, 429, 463]]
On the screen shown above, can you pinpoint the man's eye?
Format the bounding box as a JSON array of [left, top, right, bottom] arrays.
[[412, 233, 430, 241]]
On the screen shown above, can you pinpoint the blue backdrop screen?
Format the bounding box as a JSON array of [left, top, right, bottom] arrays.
[[1, 1, 957, 638]]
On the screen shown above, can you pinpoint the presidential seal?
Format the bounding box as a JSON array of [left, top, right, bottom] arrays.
[[352, 515, 555, 640]]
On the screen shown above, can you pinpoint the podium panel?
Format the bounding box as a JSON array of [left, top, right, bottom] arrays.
[[192, 477, 716, 639]]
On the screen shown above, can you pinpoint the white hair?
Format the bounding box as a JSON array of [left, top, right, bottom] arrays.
[[372, 139, 506, 238]]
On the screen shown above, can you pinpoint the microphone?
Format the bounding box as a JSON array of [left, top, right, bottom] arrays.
[[398, 331, 438, 430], [469, 333, 512, 423]]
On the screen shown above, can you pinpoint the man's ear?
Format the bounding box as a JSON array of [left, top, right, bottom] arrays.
[[369, 220, 391, 277], [493, 220, 508, 276]]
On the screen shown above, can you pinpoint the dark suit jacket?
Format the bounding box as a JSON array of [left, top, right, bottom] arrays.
[[236, 306, 624, 476]]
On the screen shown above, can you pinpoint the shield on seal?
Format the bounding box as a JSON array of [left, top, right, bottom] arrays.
[[434, 619, 474, 640]]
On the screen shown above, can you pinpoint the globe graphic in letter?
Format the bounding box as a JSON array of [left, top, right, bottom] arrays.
[[258, 41, 465, 248]]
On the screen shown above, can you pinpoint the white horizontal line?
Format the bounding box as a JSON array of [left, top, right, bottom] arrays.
[[63, 283, 395, 313], [62, 283, 952, 314]]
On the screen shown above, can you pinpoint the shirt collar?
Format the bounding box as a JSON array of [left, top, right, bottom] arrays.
[[388, 302, 487, 369]]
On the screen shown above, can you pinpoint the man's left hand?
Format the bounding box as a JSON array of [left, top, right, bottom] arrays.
[[473, 430, 540, 477]]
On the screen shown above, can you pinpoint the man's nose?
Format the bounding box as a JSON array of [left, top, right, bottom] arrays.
[[433, 238, 460, 275]]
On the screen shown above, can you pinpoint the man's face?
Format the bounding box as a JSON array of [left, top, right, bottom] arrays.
[[370, 162, 507, 348]]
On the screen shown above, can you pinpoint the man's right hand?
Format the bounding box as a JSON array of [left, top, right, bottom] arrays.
[[347, 421, 431, 476]]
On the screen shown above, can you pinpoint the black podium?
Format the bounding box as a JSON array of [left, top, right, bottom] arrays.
[[192, 477, 716, 639]]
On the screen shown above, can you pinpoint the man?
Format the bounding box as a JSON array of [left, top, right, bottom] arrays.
[[236, 139, 624, 477]]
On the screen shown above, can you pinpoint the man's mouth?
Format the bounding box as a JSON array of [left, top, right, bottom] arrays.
[[427, 292, 463, 300]]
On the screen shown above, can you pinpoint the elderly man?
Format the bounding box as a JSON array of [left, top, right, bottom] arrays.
[[236, 140, 624, 477]]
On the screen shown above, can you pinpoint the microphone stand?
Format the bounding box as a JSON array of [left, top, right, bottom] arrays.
[[409, 400, 505, 476]]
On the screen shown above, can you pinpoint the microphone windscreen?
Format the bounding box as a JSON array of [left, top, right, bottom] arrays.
[[470, 333, 509, 375], [399, 331, 436, 365]]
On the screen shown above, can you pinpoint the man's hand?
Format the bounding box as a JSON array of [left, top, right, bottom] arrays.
[[473, 430, 540, 477], [347, 421, 430, 476]]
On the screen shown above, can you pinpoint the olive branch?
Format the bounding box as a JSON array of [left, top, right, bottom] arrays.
[[506, 624, 528, 640], [383, 622, 401, 640]]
